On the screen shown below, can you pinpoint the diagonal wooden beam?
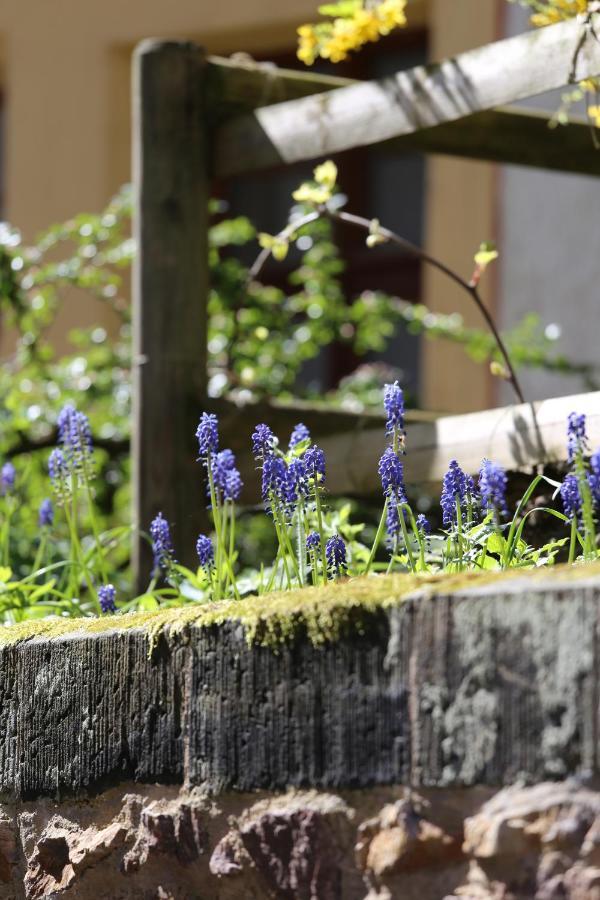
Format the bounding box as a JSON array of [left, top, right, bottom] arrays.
[[210, 15, 600, 177]]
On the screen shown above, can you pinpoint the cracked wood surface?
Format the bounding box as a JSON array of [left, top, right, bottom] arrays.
[[1, 573, 600, 800]]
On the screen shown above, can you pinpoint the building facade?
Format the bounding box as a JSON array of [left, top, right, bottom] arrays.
[[0, 0, 596, 412]]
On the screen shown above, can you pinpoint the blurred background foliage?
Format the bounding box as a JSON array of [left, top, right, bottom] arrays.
[[0, 186, 595, 578]]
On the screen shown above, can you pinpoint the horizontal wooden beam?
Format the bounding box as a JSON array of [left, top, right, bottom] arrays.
[[391, 107, 600, 176], [206, 55, 353, 114], [216, 391, 600, 500], [211, 15, 600, 177]]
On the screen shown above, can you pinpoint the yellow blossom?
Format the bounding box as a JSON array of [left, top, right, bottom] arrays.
[[474, 242, 499, 270], [292, 183, 331, 204], [297, 24, 319, 65], [296, 0, 408, 65], [588, 104, 600, 127], [314, 160, 338, 190], [258, 233, 289, 261], [525, 0, 589, 27]]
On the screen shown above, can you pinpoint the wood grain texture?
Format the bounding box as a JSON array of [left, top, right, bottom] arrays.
[[210, 15, 600, 177], [131, 41, 210, 591], [219, 391, 600, 500], [3, 573, 600, 799]]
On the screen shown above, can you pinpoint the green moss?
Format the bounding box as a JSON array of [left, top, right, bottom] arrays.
[[1, 561, 599, 651]]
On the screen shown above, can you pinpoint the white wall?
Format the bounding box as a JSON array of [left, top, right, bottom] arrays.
[[498, 4, 600, 403]]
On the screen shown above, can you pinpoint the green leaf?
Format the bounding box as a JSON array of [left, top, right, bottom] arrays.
[[486, 532, 507, 555], [474, 241, 499, 269], [136, 594, 159, 612]]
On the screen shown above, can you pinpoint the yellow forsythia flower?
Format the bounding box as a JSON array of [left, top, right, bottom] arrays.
[[297, 25, 319, 65], [297, 0, 407, 65], [522, 0, 589, 27], [520, 1, 598, 104]]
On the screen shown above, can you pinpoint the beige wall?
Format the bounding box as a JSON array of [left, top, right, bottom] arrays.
[[421, 0, 503, 413], [0, 0, 499, 412]]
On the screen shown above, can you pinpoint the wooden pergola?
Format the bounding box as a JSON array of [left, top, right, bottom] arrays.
[[131, 14, 600, 586]]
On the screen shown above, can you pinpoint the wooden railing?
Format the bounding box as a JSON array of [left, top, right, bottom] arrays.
[[131, 16, 600, 588]]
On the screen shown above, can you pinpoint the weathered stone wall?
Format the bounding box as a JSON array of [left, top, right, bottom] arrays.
[[1, 574, 598, 799], [1, 780, 600, 899], [2, 571, 600, 897]]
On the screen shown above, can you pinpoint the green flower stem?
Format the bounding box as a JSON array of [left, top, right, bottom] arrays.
[[206, 458, 240, 600], [295, 504, 307, 587], [575, 450, 597, 560], [266, 544, 284, 592], [31, 531, 48, 577], [568, 516, 577, 565], [228, 501, 236, 571], [313, 482, 328, 586], [309, 548, 319, 586], [504, 474, 543, 567], [398, 505, 416, 573], [63, 501, 99, 613], [271, 506, 292, 589], [365, 496, 389, 575], [455, 497, 464, 572], [403, 504, 426, 571], [386, 537, 398, 575], [444, 534, 452, 569], [275, 510, 302, 585], [83, 479, 108, 582], [0, 499, 13, 567]]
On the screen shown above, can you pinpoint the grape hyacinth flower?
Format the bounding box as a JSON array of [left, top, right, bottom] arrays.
[[416, 514, 431, 536], [98, 584, 116, 614], [0, 462, 15, 496], [38, 499, 54, 528], [196, 412, 219, 458], [284, 458, 308, 509], [289, 422, 310, 450], [560, 474, 582, 524], [252, 423, 275, 459], [378, 447, 406, 500], [150, 512, 175, 573], [326, 534, 347, 578], [306, 531, 320, 553], [383, 381, 405, 442], [48, 448, 70, 504], [303, 445, 326, 483], [212, 449, 243, 503], [196, 534, 214, 570], [386, 503, 401, 546], [57, 404, 94, 475], [440, 459, 468, 528], [224, 467, 243, 503], [567, 412, 588, 464], [589, 449, 600, 508], [479, 459, 508, 519], [262, 455, 287, 513]]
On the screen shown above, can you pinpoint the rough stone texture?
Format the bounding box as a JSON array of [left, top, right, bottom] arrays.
[[447, 781, 600, 899], [1, 575, 600, 798], [1, 781, 599, 898]]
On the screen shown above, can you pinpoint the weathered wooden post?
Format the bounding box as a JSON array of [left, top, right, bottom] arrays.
[[132, 41, 209, 592]]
